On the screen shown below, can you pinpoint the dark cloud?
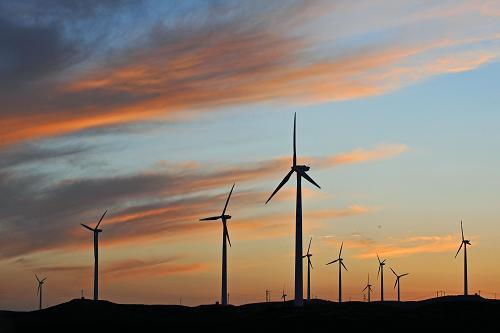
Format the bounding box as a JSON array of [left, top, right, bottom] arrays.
[[0, 17, 80, 91], [0, 143, 92, 170]]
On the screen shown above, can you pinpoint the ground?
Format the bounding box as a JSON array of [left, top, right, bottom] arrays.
[[1, 295, 497, 332]]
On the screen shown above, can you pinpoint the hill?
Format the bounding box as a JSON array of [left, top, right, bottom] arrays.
[[1, 295, 497, 332]]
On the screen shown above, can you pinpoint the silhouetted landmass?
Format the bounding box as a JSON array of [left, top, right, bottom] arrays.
[[1, 295, 497, 332]]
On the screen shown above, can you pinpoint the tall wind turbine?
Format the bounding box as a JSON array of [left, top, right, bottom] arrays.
[[390, 267, 409, 302], [362, 274, 373, 302], [377, 254, 387, 301], [455, 220, 471, 296], [81, 210, 107, 301], [35, 275, 47, 310], [266, 113, 321, 307], [302, 237, 313, 301], [326, 242, 348, 303], [200, 183, 235, 306]]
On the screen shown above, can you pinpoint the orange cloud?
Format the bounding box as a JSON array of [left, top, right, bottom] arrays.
[[2, 14, 497, 146], [103, 258, 204, 280], [352, 234, 463, 259]]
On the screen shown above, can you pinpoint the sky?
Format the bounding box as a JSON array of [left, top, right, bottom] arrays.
[[1, 0, 500, 310]]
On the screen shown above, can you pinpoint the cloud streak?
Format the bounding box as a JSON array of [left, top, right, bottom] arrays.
[[0, 1, 498, 145]]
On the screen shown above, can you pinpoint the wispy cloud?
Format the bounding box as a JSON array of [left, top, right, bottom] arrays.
[[0, 2, 498, 145], [103, 258, 204, 280], [322, 233, 466, 259]]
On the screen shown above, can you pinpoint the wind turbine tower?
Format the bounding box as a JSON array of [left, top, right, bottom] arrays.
[[35, 275, 47, 310], [326, 242, 348, 303], [81, 210, 107, 301], [362, 274, 373, 302], [200, 184, 235, 306], [377, 254, 387, 301], [266, 113, 321, 307], [455, 220, 471, 296], [390, 267, 409, 302], [302, 237, 313, 301]]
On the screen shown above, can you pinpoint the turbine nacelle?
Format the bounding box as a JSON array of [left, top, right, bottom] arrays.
[[222, 215, 232, 221], [293, 165, 310, 172]]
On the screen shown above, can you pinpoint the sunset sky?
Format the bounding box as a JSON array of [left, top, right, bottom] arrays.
[[1, 0, 500, 310]]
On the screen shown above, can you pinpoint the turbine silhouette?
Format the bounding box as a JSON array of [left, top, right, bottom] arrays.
[[377, 254, 387, 301], [455, 220, 471, 296], [302, 237, 313, 301], [281, 289, 287, 302], [81, 210, 107, 301], [266, 113, 321, 307], [390, 267, 409, 302], [326, 242, 348, 303], [200, 183, 235, 306], [35, 274, 47, 310], [362, 273, 373, 302]]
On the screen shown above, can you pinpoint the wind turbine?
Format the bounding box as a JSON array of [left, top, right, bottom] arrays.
[[362, 274, 373, 302], [302, 237, 313, 301], [377, 254, 387, 301], [326, 242, 348, 303], [35, 274, 47, 310], [281, 290, 287, 302], [200, 183, 235, 306], [455, 220, 471, 296], [266, 113, 321, 307], [390, 267, 409, 302], [81, 210, 107, 301]]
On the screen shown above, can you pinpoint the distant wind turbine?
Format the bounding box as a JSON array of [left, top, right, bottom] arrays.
[[302, 237, 313, 301], [35, 274, 47, 310], [200, 183, 235, 306], [81, 210, 107, 301], [377, 254, 387, 301], [326, 242, 348, 303], [362, 274, 373, 302], [390, 267, 409, 302], [266, 113, 321, 307], [455, 220, 471, 296], [281, 289, 287, 302]]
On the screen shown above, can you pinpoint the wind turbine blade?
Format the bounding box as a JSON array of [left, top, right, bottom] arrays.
[[96, 210, 107, 229], [222, 183, 235, 216], [339, 242, 343, 258], [368, 273, 370, 284], [401, 273, 409, 277], [341, 261, 348, 271], [377, 253, 381, 264], [309, 259, 313, 270], [362, 285, 368, 292], [326, 259, 339, 265], [298, 170, 321, 189], [265, 170, 293, 204], [41, 277, 47, 283], [293, 113, 296, 167], [461, 220, 464, 241], [80, 223, 94, 231], [394, 279, 398, 289], [35, 274, 40, 283], [37, 285, 40, 296], [307, 237, 312, 255], [377, 265, 381, 279], [455, 242, 463, 258], [390, 267, 397, 276], [199, 216, 221, 221], [224, 222, 231, 247]]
